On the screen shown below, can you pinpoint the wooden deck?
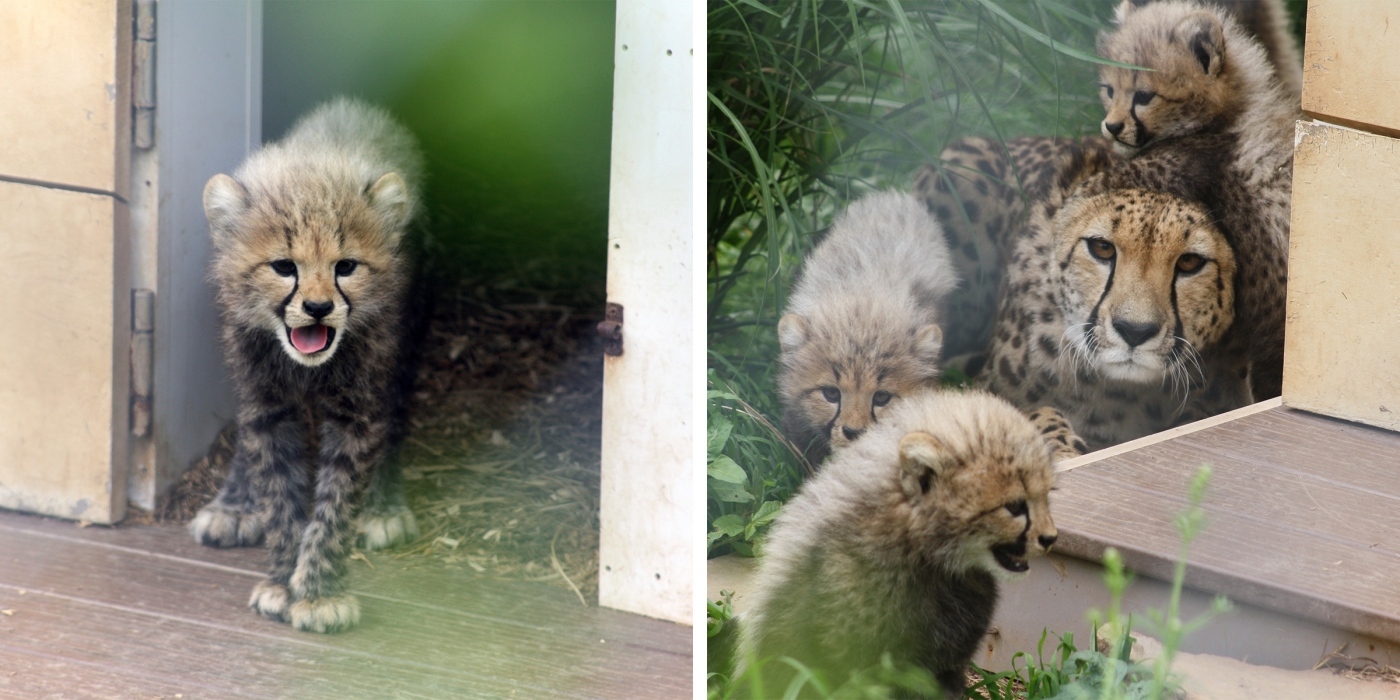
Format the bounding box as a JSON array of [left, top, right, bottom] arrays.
[[0, 510, 690, 699], [1053, 401, 1400, 643]]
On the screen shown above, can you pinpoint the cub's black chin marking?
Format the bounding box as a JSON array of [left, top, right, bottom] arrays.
[[990, 542, 1029, 572]]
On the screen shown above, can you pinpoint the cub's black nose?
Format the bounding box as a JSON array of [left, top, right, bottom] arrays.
[[841, 426, 864, 441], [1112, 319, 1160, 348], [1104, 121, 1125, 136], [1039, 534, 1058, 549], [303, 300, 334, 319]]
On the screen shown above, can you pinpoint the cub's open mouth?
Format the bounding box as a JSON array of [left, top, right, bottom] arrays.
[[990, 542, 1029, 573], [288, 324, 336, 354]]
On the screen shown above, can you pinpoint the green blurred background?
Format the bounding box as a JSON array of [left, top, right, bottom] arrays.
[[263, 0, 617, 300]]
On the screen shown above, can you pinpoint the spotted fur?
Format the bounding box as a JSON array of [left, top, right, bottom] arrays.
[[737, 390, 1057, 697], [778, 191, 958, 465], [978, 135, 1261, 452], [191, 97, 427, 633]]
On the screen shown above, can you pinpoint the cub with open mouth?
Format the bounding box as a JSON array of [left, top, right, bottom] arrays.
[[735, 390, 1057, 698], [190, 97, 427, 633]]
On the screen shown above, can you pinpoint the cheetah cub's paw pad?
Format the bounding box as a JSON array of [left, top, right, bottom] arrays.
[[355, 508, 419, 551], [290, 595, 361, 634], [249, 580, 291, 622], [190, 505, 265, 548]]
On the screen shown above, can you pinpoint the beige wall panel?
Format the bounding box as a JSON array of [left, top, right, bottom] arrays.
[[1283, 121, 1400, 432], [0, 181, 130, 523], [0, 0, 131, 197], [1300, 1, 1400, 137]]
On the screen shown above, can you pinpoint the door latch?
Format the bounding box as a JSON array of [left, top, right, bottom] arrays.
[[597, 302, 623, 356]]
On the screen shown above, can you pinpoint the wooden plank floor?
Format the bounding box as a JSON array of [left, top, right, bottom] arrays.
[[0, 510, 690, 699], [1053, 404, 1400, 643]]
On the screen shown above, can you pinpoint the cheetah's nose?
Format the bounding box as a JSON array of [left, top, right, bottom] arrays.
[[1039, 534, 1058, 550], [303, 300, 334, 319], [1104, 121, 1125, 136], [841, 426, 864, 441], [1112, 319, 1160, 348]]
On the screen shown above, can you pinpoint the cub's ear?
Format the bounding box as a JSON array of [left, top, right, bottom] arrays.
[[367, 172, 412, 236], [914, 324, 944, 365], [1175, 10, 1224, 77], [203, 174, 247, 247], [1113, 0, 1148, 25], [777, 314, 809, 353], [899, 431, 955, 499]]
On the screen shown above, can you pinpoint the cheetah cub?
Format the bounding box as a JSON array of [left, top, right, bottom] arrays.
[[1096, 0, 1298, 167], [778, 191, 958, 465], [191, 97, 425, 633], [738, 390, 1058, 698]]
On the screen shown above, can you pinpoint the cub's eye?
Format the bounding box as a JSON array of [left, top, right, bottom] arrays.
[[1005, 500, 1028, 517], [335, 259, 359, 276], [269, 259, 296, 276], [1176, 253, 1205, 274], [1133, 90, 1156, 106], [820, 387, 840, 403], [1086, 238, 1116, 261], [1100, 84, 1114, 99], [872, 391, 893, 407]]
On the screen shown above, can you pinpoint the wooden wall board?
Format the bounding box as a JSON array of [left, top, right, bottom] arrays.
[[0, 182, 130, 525], [0, 510, 690, 699], [0, 0, 131, 198], [1049, 405, 1400, 644], [1284, 121, 1400, 431], [1301, 1, 1400, 137]]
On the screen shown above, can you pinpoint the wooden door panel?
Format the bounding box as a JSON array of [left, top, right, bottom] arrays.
[[0, 180, 130, 523], [0, 0, 131, 197], [1301, 1, 1400, 137]]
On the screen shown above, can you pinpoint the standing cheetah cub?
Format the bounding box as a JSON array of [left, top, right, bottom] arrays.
[[191, 97, 425, 633], [738, 390, 1058, 698], [778, 191, 958, 465]]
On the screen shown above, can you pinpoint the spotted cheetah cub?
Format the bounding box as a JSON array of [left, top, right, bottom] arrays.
[[738, 390, 1057, 698], [778, 191, 958, 465], [191, 97, 425, 633], [1096, 0, 1298, 168]]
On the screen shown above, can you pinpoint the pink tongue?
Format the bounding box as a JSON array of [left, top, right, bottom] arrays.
[[290, 324, 329, 354]]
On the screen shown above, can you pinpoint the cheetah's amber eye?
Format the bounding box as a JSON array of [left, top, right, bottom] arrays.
[[872, 391, 893, 407], [1176, 253, 1205, 274], [820, 386, 840, 403], [1133, 90, 1156, 106], [1005, 500, 1028, 517], [1086, 238, 1116, 261], [335, 259, 359, 276], [270, 259, 296, 276]]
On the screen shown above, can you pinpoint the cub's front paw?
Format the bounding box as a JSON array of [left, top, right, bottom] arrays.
[[248, 580, 291, 623], [290, 595, 361, 634], [355, 507, 420, 551], [190, 504, 264, 548]]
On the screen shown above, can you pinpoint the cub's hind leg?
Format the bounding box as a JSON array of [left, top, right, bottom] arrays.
[[190, 444, 265, 548], [354, 448, 419, 551]]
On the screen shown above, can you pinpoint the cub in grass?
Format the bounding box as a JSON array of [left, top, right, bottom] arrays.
[[777, 191, 958, 466], [737, 390, 1058, 698], [190, 97, 427, 633]]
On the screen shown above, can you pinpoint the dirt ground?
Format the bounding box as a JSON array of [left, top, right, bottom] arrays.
[[154, 280, 607, 602]]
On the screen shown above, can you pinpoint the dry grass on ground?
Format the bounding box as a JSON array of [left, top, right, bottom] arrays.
[[157, 281, 606, 603]]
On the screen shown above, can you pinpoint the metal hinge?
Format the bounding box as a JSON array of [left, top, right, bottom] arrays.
[[132, 0, 156, 149], [131, 289, 154, 436], [597, 302, 623, 356]]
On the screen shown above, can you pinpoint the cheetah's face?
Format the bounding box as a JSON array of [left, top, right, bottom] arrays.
[[896, 429, 1058, 581], [778, 313, 943, 457], [1051, 188, 1236, 385], [204, 172, 410, 367], [1096, 6, 1235, 153]]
